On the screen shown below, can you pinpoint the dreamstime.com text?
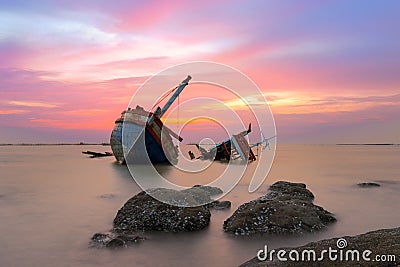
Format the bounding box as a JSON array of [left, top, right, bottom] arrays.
[[257, 238, 397, 263]]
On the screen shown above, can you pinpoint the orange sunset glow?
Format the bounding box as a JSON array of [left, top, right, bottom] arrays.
[[1, 1, 399, 143]]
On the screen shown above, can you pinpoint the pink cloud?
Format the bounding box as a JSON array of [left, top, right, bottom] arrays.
[[1, 0, 400, 143], [0, 68, 141, 132]]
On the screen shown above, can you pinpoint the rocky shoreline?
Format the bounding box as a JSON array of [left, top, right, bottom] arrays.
[[91, 181, 336, 248], [240, 227, 400, 267], [224, 181, 336, 235], [112, 188, 212, 233], [90, 185, 230, 248], [90, 180, 398, 266]]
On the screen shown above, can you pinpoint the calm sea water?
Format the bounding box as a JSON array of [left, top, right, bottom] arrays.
[[0, 144, 399, 267]]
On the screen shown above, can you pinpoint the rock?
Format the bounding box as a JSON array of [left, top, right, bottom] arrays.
[[223, 181, 335, 235], [180, 187, 214, 205], [115, 234, 146, 243], [192, 185, 223, 196], [143, 185, 223, 206], [267, 181, 314, 202], [90, 232, 145, 249], [97, 193, 116, 199], [357, 182, 380, 188], [105, 238, 125, 249], [113, 188, 212, 232], [240, 227, 400, 266], [208, 200, 232, 210], [91, 185, 226, 248], [91, 233, 110, 245]]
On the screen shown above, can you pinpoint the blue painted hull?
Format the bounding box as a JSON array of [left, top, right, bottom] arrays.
[[110, 121, 176, 164]]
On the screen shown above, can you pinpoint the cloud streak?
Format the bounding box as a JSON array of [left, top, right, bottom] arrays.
[[0, 109, 28, 115], [9, 101, 58, 108], [0, 0, 399, 143]]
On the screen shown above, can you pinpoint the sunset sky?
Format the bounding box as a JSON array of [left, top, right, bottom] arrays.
[[1, 0, 399, 144]]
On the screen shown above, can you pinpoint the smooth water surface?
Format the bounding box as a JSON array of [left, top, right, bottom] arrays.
[[0, 144, 399, 266]]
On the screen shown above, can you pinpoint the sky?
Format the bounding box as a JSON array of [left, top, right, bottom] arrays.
[[0, 0, 399, 144]]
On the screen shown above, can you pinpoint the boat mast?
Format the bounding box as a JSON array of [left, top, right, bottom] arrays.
[[148, 75, 191, 124], [160, 75, 191, 117]]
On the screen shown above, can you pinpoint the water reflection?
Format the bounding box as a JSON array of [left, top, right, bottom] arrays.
[[0, 145, 399, 267]]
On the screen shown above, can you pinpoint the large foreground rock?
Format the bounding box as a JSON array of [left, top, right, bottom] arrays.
[[91, 185, 224, 248], [241, 227, 400, 266], [223, 181, 336, 235], [113, 186, 224, 233]]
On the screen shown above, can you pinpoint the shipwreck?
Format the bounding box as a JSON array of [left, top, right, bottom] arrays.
[[190, 124, 275, 163], [190, 124, 256, 163], [110, 76, 191, 164]]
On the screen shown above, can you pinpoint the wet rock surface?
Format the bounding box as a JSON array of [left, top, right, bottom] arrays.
[[112, 186, 224, 233], [208, 200, 232, 210], [240, 227, 400, 267], [97, 193, 116, 199], [357, 182, 381, 188], [223, 181, 336, 235], [90, 232, 145, 249], [191, 185, 223, 196], [91, 185, 226, 248]]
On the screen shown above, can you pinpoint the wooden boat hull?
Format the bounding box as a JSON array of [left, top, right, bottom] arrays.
[[110, 118, 178, 165], [109, 76, 191, 165]]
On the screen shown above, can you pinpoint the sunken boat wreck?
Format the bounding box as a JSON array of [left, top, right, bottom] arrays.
[[110, 76, 191, 165], [190, 124, 257, 163], [190, 124, 275, 163]]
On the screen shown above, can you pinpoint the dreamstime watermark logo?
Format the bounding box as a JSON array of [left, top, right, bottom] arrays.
[[336, 238, 347, 249], [122, 61, 276, 207], [257, 238, 397, 263]]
